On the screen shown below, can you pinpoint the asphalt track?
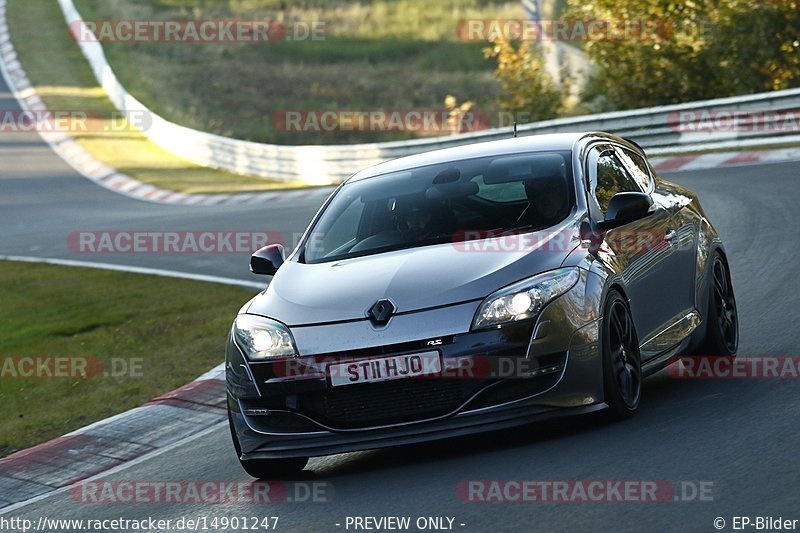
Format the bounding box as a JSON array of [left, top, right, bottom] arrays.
[[2, 72, 800, 532]]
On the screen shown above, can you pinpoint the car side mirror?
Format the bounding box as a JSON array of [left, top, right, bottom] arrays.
[[599, 192, 653, 230], [250, 244, 285, 276]]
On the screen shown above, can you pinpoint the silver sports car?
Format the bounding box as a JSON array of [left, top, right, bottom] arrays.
[[226, 132, 738, 478]]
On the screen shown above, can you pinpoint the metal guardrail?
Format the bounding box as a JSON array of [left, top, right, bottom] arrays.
[[59, 0, 800, 183]]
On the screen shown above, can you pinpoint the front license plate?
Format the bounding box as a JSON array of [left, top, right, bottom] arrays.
[[329, 351, 441, 387]]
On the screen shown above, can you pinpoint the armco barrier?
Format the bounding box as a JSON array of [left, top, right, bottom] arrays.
[[58, 0, 800, 184]]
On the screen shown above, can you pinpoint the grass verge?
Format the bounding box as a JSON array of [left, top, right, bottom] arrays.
[[71, 0, 515, 145], [0, 260, 255, 457], [5, 0, 308, 194]]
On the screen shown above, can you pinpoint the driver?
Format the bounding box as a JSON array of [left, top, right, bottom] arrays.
[[523, 173, 569, 227], [393, 195, 440, 241], [406, 205, 433, 234]]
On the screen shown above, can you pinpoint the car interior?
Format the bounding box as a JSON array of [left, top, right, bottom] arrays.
[[303, 151, 575, 262]]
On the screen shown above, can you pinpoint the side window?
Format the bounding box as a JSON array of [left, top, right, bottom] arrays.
[[595, 152, 641, 213], [617, 148, 652, 191]]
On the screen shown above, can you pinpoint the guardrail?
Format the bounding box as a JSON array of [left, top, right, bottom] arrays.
[[59, 0, 800, 184]]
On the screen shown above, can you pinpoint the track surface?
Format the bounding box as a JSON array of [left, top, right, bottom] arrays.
[[2, 73, 799, 532]]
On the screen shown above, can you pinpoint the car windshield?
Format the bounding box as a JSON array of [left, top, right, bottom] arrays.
[[302, 150, 575, 263]]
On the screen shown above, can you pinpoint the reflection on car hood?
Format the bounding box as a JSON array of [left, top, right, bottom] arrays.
[[247, 224, 581, 326]]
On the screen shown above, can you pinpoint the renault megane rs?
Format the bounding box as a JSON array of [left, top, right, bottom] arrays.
[[226, 132, 738, 477]]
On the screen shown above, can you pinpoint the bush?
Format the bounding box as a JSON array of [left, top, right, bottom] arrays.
[[566, 0, 800, 110], [483, 37, 564, 120]]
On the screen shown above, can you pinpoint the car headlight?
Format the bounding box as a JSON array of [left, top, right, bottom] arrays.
[[233, 314, 297, 360], [472, 268, 580, 330]]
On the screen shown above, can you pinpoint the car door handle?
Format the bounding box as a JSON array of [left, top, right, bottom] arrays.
[[664, 229, 677, 242]]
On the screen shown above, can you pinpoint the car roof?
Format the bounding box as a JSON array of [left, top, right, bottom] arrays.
[[346, 132, 603, 183]]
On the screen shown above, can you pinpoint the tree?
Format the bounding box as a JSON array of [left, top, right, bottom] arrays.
[[712, 0, 800, 92], [566, 0, 800, 110], [483, 36, 564, 120]]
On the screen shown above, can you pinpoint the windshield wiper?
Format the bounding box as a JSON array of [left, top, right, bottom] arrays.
[[472, 224, 546, 237], [314, 234, 454, 263]]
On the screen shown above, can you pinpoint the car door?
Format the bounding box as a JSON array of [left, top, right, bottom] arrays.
[[586, 145, 679, 352], [615, 146, 697, 324]]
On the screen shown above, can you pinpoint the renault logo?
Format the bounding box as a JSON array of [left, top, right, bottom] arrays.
[[368, 299, 395, 325]]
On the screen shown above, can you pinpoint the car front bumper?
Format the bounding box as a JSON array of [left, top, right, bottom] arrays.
[[230, 393, 608, 460], [227, 270, 605, 459]]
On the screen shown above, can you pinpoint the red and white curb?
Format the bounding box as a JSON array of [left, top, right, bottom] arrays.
[[0, 0, 333, 207], [650, 147, 800, 173], [0, 363, 229, 513]]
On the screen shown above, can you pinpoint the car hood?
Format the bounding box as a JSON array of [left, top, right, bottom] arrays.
[[247, 224, 581, 326]]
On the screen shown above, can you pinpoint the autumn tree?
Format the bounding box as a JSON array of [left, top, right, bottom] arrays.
[[566, 0, 799, 110], [483, 37, 564, 120]]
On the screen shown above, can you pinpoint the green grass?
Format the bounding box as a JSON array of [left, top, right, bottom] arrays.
[[69, 0, 518, 145], [6, 0, 311, 193], [0, 261, 255, 457]]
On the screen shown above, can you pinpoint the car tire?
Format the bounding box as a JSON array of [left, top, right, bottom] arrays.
[[228, 408, 309, 479], [698, 253, 739, 357], [602, 290, 642, 420]]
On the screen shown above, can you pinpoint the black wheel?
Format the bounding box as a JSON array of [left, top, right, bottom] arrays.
[[602, 290, 642, 419], [228, 408, 308, 479], [699, 254, 738, 356]]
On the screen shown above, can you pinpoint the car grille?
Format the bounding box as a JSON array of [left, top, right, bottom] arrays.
[[302, 378, 485, 428]]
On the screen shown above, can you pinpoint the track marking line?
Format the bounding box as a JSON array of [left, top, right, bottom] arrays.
[[0, 255, 265, 290]]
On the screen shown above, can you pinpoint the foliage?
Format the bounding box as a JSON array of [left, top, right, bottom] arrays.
[[566, 0, 800, 110], [483, 37, 564, 120]]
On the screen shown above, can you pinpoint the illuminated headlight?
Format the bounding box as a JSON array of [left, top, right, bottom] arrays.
[[472, 268, 580, 330], [233, 314, 297, 360]]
